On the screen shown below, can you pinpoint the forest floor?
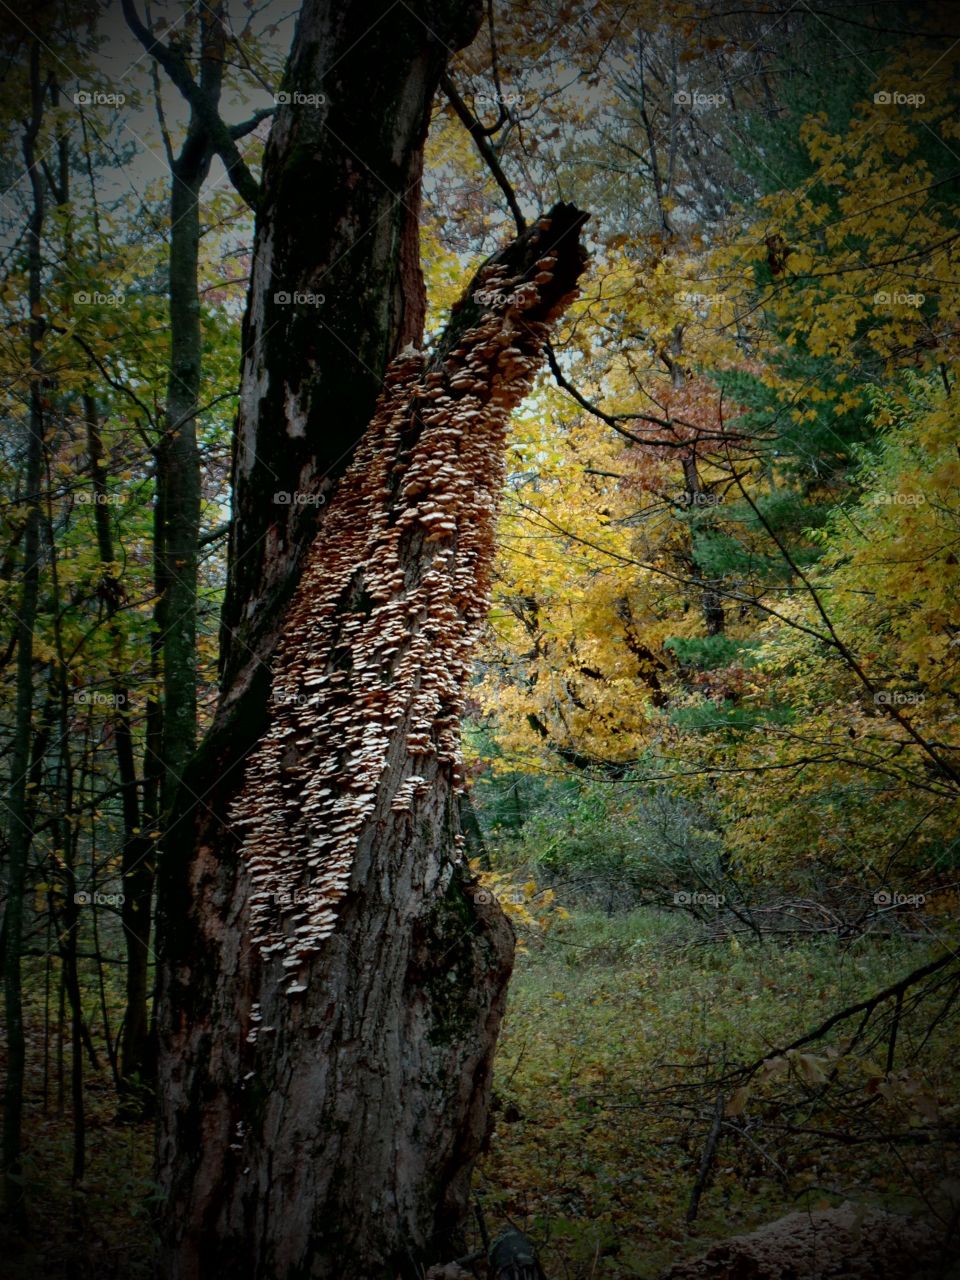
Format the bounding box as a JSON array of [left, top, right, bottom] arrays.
[[0, 1013, 155, 1280], [476, 909, 958, 1278], [1, 908, 956, 1279]]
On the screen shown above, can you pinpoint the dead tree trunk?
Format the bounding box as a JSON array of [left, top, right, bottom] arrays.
[[158, 183, 588, 1274]]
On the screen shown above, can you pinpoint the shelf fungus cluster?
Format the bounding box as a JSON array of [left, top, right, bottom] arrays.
[[231, 207, 588, 995]]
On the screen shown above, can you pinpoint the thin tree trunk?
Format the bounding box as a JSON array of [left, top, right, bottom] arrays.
[[669, 314, 724, 639], [42, 910, 52, 1113], [140, 490, 164, 1072], [46, 512, 87, 1183], [84, 392, 156, 1093], [57, 963, 65, 1116], [459, 791, 491, 869], [682, 453, 725, 636], [2, 43, 45, 1222], [157, 126, 205, 814], [0, 688, 54, 987], [89, 881, 120, 1091], [126, 0, 248, 1092]]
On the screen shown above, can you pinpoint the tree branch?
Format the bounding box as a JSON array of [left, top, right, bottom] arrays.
[[725, 443, 960, 787], [229, 107, 275, 139], [441, 71, 526, 234], [120, 0, 261, 210], [731, 952, 959, 1083]]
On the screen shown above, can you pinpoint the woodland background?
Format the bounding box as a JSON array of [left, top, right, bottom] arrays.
[[0, 0, 958, 1276]]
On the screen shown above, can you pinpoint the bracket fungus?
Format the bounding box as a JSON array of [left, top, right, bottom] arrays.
[[231, 204, 589, 991]]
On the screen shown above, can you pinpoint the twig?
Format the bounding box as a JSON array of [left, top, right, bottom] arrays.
[[686, 1090, 724, 1224], [475, 1198, 491, 1255], [885, 987, 904, 1073]]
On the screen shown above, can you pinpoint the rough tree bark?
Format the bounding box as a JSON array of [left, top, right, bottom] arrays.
[[152, 6, 589, 1275], [156, 0, 475, 1273], [217, 0, 484, 694]]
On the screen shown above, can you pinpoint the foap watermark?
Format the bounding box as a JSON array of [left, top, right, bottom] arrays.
[[467, 885, 495, 905], [874, 889, 925, 907], [476, 90, 524, 109], [874, 90, 925, 107], [74, 88, 126, 107], [676, 289, 725, 308], [273, 290, 325, 307], [75, 689, 126, 707], [874, 690, 925, 706], [271, 687, 317, 708], [674, 890, 725, 907], [473, 287, 525, 308], [75, 491, 125, 505], [269, 886, 335, 909], [466, 886, 526, 907], [74, 890, 125, 907], [868, 490, 925, 505], [873, 290, 924, 307], [674, 89, 726, 109], [273, 490, 326, 506], [75, 289, 125, 307], [679, 491, 721, 507], [274, 90, 326, 107]]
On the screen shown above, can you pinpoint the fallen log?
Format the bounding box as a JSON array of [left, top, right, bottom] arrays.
[[659, 1202, 946, 1279]]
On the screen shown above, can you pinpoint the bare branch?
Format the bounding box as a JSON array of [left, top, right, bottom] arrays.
[[440, 71, 526, 234]]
